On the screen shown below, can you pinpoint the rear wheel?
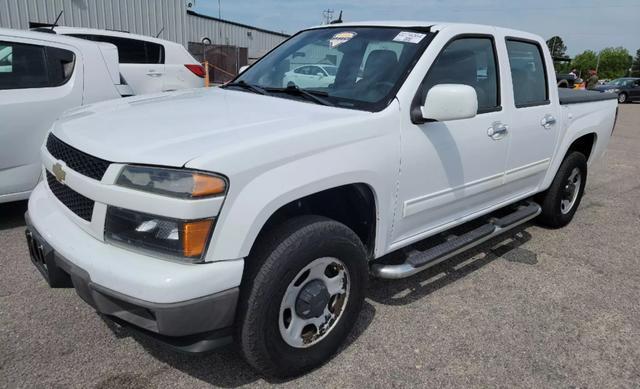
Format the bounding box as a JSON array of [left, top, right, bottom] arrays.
[[618, 93, 627, 103], [237, 216, 368, 377], [537, 151, 587, 228]]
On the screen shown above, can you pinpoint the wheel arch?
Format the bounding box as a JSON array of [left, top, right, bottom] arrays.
[[205, 172, 388, 262], [567, 132, 597, 162], [253, 183, 378, 258], [541, 131, 598, 191]]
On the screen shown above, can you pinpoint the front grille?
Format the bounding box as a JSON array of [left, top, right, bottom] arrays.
[[46, 171, 95, 221], [46, 134, 111, 181]]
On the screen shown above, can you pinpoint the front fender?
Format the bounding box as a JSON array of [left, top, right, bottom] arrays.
[[203, 131, 399, 262]]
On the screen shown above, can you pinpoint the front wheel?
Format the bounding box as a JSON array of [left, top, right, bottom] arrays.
[[237, 216, 368, 377], [537, 151, 587, 228]]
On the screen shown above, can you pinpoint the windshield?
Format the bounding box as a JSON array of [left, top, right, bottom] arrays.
[[232, 27, 433, 111]]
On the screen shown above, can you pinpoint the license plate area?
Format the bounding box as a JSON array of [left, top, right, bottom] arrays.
[[25, 228, 72, 288]]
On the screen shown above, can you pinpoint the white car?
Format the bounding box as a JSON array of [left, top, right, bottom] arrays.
[[41, 27, 205, 94], [26, 22, 618, 377], [0, 28, 130, 203], [283, 64, 337, 88]]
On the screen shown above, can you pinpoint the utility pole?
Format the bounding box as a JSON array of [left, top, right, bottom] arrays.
[[322, 9, 334, 25]]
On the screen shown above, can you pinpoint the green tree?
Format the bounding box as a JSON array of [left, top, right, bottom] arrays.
[[571, 50, 598, 78], [546, 36, 567, 59], [597, 47, 631, 79], [546, 36, 569, 72], [630, 48, 640, 77]]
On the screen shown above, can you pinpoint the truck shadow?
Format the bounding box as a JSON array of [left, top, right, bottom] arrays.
[[0, 200, 28, 230], [100, 300, 376, 386], [367, 225, 536, 306]]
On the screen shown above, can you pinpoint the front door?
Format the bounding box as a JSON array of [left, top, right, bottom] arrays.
[[630, 79, 640, 100], [393, 35, 511, 246]]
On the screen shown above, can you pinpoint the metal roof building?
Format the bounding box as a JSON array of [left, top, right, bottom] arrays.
[[0, 0, 289, 59]]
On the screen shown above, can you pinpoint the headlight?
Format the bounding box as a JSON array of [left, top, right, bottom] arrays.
[[105, 206, 214, 262], [604, 88, 619, 93], [116, 165, 227, 198]]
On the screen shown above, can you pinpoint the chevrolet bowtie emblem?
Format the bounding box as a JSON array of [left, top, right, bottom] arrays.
[[52, 163, 66, 184]]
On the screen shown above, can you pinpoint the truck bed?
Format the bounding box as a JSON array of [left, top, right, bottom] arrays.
[[558, 88, 618, 105]]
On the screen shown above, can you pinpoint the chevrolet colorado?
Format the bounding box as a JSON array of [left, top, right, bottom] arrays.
[[24, 22, 618, 377]]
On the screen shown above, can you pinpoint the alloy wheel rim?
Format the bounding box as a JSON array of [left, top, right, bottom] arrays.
[[278, 257, 350, 348], [560, 167, 581, 214]]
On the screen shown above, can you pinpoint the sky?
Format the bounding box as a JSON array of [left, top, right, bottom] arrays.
[[193, 0, 639, 57]]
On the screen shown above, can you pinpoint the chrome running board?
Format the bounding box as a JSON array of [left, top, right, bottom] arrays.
[[371, 202, 541, 279]]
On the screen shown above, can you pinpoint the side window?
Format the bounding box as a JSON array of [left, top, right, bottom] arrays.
[[506, 39, 548, 107], [69, 34, 164, 64], [294, 66, 309, 75], [0, 41, 48, 90], [46, 47, 76, 87], [421, 37, 500, 113], [309, 66, 323, 75]]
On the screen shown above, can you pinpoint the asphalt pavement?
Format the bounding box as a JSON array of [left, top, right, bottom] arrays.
[[1, 103, 639, 388]]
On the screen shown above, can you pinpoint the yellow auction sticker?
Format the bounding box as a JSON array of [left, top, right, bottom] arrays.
[[329, 31, 357, 48]]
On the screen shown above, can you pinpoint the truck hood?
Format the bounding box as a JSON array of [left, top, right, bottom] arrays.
[[52, 87, 367, 168]]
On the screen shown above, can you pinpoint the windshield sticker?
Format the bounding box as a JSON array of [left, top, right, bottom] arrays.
[[329, 31, 357, 48], [393, 31, 427, 44]]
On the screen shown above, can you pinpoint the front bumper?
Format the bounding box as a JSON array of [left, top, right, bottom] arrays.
[[25, 182, 244, 351], [25, 216, 237, 351]]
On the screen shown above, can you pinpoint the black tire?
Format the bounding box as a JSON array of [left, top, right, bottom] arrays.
[[537, 151, 587, 228], [618, 92, 627, 103], [237, 215, 368, 377]]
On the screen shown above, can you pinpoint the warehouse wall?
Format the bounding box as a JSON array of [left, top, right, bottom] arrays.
[[0, 0, 288, 58]]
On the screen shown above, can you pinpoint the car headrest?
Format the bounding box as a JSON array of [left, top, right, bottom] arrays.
[[362, 50, 398, 80]]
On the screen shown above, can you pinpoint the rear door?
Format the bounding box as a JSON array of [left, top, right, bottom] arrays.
[[68, 34, 165, 95], [500, 37, 560, 196], [0, 38, 82, 198]]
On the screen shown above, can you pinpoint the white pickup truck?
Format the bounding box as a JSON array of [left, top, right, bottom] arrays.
[[25, 22, 617, 377]]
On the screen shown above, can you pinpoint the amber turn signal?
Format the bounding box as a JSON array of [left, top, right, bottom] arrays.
[[192, 173, 226, 197], [182, 219, 214, 258]]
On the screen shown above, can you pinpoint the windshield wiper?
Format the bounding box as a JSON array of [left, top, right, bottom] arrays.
[[266, 84, 335, 107], [223, 80, 269, 95]]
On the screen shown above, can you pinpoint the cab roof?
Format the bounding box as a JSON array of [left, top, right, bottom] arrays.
[[304, 21, 540, 39]]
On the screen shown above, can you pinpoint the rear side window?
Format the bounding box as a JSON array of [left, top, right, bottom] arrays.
[[46, 47, 76, 86], [69, 34, 164, 64], [0, 41, 75, 90], [420, 37, 500, 113], [506, 39, 548, 107], [294, 66, 311, 75]]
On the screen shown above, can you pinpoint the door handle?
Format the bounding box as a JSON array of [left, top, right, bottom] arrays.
[[487, 122, 508, 140], [146, 71, 163, 77], [540, 114, 556, 129]]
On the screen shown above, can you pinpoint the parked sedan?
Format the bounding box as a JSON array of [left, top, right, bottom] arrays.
[[283, 64, 337, 88], [593, 77, 640, 103]]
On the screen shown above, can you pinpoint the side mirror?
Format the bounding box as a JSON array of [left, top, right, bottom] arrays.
[[420, 84, 478, 122], [317, 72, 324, 78], [238, 65, 249, 74]]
